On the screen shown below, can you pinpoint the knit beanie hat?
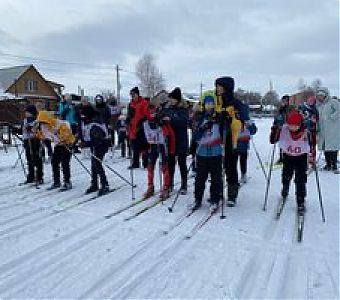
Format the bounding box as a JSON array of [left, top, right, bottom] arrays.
[[168, 87, 182, 102], [281, 95, 290, 102], [25, 105, 38, 117], [215, 76, 235, 93], [130, 86, 140, 95], [287, 110, 303, 126], [203, 94, 215, 107]]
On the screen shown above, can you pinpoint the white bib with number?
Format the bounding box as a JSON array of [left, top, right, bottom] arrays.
[[279, 125, 310, 156]]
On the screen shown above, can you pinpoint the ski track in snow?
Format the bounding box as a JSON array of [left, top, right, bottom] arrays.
[[0, 118, 339, 299]]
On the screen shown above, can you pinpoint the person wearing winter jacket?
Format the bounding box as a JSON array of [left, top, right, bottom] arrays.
[[143, 103, 175, 200], [272, 95, 294, 164], [59, 94, 79, 153], [215, 76, 247, 207], [298, 95, 318, 166], [316, 87, 340, 173], [108, 97, 121, 147], [162, 87, 189, 194], [19, 105, 43, 184], [192, 93, 223, 211], [270, 110, 312, 214], [37, 111, 75, 191], [236, 118, 257, 184], [81, 106, 110, 196], [115, 114, 127, 157], [126, 87, 150, 169], [94, 94, 111, 129]]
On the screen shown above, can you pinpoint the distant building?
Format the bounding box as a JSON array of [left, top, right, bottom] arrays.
[[0, 65, 64, 124]]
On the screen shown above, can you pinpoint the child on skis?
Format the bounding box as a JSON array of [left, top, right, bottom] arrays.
[[236, 118, 257, 184], [270, 110, 312, 214], [37, 111, 75, 191], [20, 105, 43, 184], [192, 94, 223, 211], [143, 102, 175, 200], [80, 106, 110, 196]]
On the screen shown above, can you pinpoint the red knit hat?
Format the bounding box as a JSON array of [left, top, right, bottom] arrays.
[[287, 110, 303, 126]]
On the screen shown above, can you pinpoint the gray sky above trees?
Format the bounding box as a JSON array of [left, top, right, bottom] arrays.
[[0, 0, 338, 98]]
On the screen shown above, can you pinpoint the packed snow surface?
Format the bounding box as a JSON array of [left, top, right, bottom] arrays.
[[0, 118, 338, 299]]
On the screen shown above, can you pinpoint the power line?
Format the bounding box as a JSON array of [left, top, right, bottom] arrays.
[[0, 51, 116, 70]]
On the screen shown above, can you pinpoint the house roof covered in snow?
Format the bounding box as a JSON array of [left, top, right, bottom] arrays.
[[0, 65, 31, 92]]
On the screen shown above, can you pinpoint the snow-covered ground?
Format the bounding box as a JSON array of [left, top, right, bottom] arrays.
[[0, 118, 338, 299]]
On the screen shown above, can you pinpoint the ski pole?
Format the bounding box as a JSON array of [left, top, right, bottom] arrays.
[[129, 152, 135, 200], [65, 145, 92, 177], [263, 143, 276, 211], [13, 135, 26, 176], [314, 163, 325, 222], [251, 138, 268, 181], [220, 166, 226, 219], [168, 161, 193, 213], [92, 153, 136, 188]]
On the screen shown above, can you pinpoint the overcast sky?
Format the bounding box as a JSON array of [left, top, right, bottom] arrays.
[[0, 0, 338, 98]]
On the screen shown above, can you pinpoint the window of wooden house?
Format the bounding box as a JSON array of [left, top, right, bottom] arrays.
[[25, 80, 38, 92]]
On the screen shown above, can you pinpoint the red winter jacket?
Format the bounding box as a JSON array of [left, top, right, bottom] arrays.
[[127, 96, 150, 139]]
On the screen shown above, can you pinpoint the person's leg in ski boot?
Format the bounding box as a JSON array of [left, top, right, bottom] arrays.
[[160, 163, 171, 200], [23, 139, 35, 184], [96, 147, 110, 196], [49, 145, 61, 189], [281, 154, 294, 198], [193, 156, 208, 210], [60, 146, 72, 191], [294, 153, 307, 214], [32, 138, 44, 184], [239, 151, 248, 183], [225, 144, 239, 207], [209, 155, 222, 211], [143, 145, 157, 199], [168, 154, 176, 192], [178, 154, 188, 195]]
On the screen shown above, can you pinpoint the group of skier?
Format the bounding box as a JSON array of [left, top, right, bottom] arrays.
[[13, 76, 339, 217]]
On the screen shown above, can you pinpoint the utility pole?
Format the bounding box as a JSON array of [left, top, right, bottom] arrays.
[[200, 82, 204, 99], [116, 64, 121, 103]]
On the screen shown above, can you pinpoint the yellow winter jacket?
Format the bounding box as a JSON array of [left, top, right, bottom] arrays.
[[198, 91, 242, 148], [37, 111, 75, 145]]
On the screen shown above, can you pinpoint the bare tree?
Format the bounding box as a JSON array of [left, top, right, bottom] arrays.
[[262, 90, 279, 106], [135, 53, 166, 98]]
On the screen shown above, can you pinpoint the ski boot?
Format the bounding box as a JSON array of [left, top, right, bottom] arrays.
[[180, 181, 187, 195], [60, 182, 72, 191], [209, 202, 219, 213], [85, 185, 98, 194], [240, 173, 247, 184], [143, 186, 154, 199], [190, 200, 202, 211], [47, 182, 61, 190], [227, 184, 239, 207], [297, 196, 305, 215], [98, 185, 110, 196], [160, 188, 170, 201]]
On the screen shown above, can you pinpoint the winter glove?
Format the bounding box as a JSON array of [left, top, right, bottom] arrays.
[[269, 126, 280, 144]]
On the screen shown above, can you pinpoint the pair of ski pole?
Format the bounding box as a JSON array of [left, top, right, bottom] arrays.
[[262, 144, 325, 222]]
